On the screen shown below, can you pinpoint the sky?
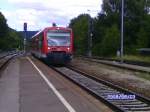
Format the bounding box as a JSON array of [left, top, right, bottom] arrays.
[[0, 0, 102, 31]]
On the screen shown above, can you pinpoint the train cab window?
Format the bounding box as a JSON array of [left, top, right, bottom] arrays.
[[47, 31, 71, 46]]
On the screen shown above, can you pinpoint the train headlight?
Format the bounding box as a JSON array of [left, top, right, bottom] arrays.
[[48, 47, 51, 50], [67, 47, 70, 51]]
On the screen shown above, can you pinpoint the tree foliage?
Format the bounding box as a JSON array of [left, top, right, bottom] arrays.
[[69, 0, 150, 57], [69, 14, 89, 55], [100, 25, 120, 56], [0, 12, 23, 51], [0, 12, 8, 38]]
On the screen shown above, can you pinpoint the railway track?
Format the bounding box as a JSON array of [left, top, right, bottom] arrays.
[[52, 66, 150, 112], [0, 52, 20, 71], [79, 56, 150, 67], [76, 56, 150, 73], [0, 51, 17, 59]]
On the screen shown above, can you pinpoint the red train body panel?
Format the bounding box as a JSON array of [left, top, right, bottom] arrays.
[[31, 26, 73, 64]]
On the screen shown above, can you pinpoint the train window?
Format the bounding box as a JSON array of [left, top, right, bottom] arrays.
[[47, 32, 71, 46]]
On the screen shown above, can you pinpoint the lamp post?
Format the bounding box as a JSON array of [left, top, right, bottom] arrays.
[[120, 0, 124, 63], [88, 15, 92, 57], [87, 10, 93, 57]]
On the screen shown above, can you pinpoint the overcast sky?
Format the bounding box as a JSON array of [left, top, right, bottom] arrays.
[[0, 0, 102, 31]]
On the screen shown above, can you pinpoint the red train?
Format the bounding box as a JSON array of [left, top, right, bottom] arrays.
[[31, 26, 73, 64]]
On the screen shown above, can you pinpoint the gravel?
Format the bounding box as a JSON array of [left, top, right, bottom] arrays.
[[69, 58, 150, 98]]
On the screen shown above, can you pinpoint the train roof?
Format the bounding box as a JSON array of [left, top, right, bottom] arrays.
[[31, 26, 72, 39]]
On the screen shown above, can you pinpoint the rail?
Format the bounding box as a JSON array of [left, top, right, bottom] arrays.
[[51, 66, 150, 112], [75, 56, 150, 73], [0, 51, 21, 72], [76, 55, 150, 67]]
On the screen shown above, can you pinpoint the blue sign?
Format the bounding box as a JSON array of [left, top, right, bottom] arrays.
[[107, 94, 135, 100]]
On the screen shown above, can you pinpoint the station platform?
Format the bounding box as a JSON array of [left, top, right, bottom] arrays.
[[83, 58, 150, 73], [0, 56, 112, 112]]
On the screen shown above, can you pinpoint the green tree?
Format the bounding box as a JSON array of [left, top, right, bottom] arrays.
[[100, 25, 120, 56], [0, 12, 8, 38], [7, 28, 23, 50], [97, 0, 150, 55], [136, 28, 149, 48], [0, 12, 23, 51], [69, 14, 89, 55], [69, 0, 150, 56]]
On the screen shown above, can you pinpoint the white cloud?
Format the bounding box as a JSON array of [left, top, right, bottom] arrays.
[[8, 0, 39, 3], [3, 0, 102, 30]]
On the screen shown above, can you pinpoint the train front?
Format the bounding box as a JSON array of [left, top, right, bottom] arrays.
[[45, 27, 73, 64]]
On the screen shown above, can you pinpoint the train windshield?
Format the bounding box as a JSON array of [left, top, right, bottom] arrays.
[[47, 31, 71, 46]]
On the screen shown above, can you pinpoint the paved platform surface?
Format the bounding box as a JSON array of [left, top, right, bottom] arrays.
[[0, 56, 19, 112], [0, 56, 112, 112]]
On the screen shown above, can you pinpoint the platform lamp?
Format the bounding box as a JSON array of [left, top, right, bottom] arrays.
[[120, 0, 124, 63], [87, 10, 93, 57]]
